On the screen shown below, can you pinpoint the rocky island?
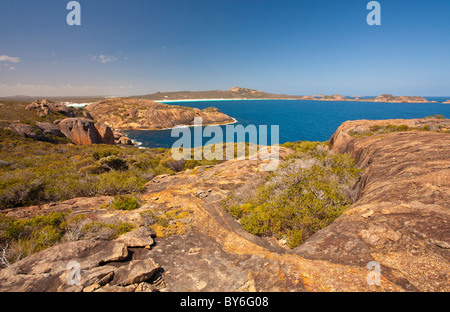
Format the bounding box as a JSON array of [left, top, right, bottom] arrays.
[[368, 94, 435, 103]]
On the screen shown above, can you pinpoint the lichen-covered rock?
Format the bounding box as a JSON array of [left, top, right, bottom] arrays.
[[115, 226, 156, 248], [0, 240, 129, 292]]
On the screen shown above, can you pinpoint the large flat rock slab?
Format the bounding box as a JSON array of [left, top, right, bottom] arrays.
[[295, 119, 450, 291]]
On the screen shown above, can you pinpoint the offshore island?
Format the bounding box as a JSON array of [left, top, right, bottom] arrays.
[[0, 88, 449, 292], [131, 87, 440, 104]]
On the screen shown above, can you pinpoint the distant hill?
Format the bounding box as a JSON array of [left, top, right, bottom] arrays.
[[130, 87, 304, 101], [131, 88, 438, 104]]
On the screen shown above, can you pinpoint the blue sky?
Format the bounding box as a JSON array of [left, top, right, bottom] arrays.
[[0, 0, 449, 96]]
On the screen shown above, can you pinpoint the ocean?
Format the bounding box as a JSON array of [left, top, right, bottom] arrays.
[[123, 98, 450, 149]]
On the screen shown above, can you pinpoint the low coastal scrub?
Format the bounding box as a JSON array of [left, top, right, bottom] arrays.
[[0, 128, 154, 208], [110, 194, 141, 211], [0, 212, 133, 266], [0, 125, 265, 210], [223, 141, 361, 248], [349, 117, 449, 138], [0, 128, 233, 210]]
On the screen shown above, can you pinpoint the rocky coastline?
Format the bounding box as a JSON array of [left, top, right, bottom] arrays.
[[1, 98, 235, 146], [0, 117, 448, 292]]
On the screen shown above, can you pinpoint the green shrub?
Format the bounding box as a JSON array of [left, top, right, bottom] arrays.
[[224, 142, 361, 249], [417, 125, 430, 131], [78, 164, 110, 175], [0, 122, 239, 209], [140, 210, 157, 226], [92, 149, 120, 161], [98, 155, 128, 171], [0, 211, 135, 266], [0, 212, 68, 264], [160, 156, 186, 172], [384, 124, 410, 132], [286, 229, 304, 249], [111, 195, 141, 211], [0, 179, 46, 208], [425, 114, 445, 119], [95, 171, 146, 195], [131, 155, 160, 171]]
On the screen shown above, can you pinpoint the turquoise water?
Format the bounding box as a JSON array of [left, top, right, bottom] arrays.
[[124, 98, 450, 148]]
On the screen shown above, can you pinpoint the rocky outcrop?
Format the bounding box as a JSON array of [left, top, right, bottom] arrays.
[[3, 118, 116, 145], [94, 122, 115, 145], [7, 123, 40, 139], [320, 94, 347, 101], [7, 121, 65, 140], [26, 99, 76, 118], [86, 98, 235, 130], [370, 94, 433, 103], [35, 122, 64, 137], [298, 95, 318, 100], [112, 130, 134, 145], [115, 226, 156, 248], [116, 136, 134, 145], [295, 118, 450, 291], [57, 118, 115, 145], [127, 145, 405, 292], [329, 118, 450, 154], [0, 239, 160, 292], [443, 100, 450, 104]]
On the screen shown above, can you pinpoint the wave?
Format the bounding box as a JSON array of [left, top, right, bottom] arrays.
[[130, 139, 143, 146], [64, 102, 92, 108]]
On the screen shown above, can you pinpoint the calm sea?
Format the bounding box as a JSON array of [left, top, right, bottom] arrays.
[[123, 97, 450, 149]]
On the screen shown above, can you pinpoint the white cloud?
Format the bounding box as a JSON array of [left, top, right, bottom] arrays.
[[90, 54, 119, 64], [0, 55, 20, 63]]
